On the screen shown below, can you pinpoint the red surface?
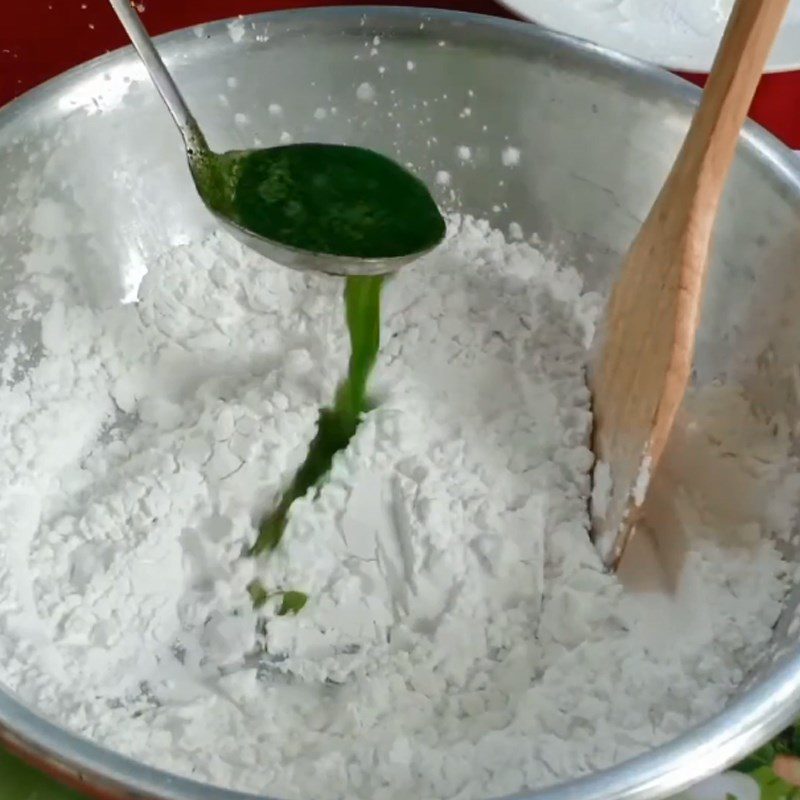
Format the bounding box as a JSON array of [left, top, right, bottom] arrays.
[[680, 69, 800, 148], [1, 0, 799, 147]]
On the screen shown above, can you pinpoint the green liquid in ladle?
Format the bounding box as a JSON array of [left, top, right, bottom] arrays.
[[194, 143, 445, 259]]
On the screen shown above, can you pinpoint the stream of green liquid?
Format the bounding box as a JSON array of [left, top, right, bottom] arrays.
[[193, 142, 442, 611], [249, 274, 383, 595], [245, 274, 382, 611]]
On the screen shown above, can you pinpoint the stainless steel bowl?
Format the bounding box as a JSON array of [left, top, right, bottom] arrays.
[[2, 7, 800, 800]]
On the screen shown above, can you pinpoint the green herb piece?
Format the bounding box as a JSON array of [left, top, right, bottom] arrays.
[[746, 766, 800, 800], [247, 580, 269, 610], [735, 722, 800, 800], [277, 591, 308, 616]]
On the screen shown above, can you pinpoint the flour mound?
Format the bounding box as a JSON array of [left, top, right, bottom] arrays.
[[0, 215, 793, 800]]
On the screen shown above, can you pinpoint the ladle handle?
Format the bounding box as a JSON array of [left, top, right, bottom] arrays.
[[107, 0, 208, 155]]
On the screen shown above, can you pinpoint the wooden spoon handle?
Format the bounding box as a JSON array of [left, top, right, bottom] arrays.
[[591, 0, 789, 570], [673, 0, 790, 206], [646, 0, 791, 467], [642, 0, 791, 475]]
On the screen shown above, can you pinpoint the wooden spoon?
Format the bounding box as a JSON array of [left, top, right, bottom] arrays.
[[590, 0, 790, 570]]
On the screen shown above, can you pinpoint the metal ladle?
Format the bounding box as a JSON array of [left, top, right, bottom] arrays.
[[108, 0, 446, 277]]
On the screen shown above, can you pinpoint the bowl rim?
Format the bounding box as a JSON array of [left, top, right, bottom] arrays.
[[2, 6, 800, 800]]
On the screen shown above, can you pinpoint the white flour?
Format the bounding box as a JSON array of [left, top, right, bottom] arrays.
[[0, 214, 796, 800]]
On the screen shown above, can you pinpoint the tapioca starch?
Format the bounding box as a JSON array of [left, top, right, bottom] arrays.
[[0, 213, 793, 800]]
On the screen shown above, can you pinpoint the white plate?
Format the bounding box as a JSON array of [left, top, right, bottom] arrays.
[[498, 0, 800, 72]]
